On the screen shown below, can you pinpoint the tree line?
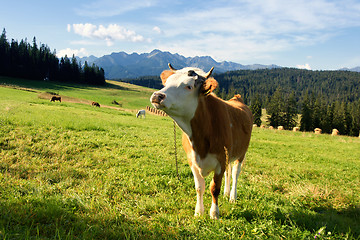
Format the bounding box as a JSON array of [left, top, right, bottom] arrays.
[[0, 29, 105, 85], [249, 87, 360, 137], [120, 67, 360, 137], [213, 69, 360, 137]]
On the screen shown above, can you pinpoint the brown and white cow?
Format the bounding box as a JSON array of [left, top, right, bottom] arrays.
[[150, 64, 253, 219]]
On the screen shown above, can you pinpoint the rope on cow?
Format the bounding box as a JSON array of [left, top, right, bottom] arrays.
[[173, 120, 180, 180]]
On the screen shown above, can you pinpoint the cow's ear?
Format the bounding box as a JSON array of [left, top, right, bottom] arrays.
[[201, 77, 218, 95], [160, 70, 174, 86]]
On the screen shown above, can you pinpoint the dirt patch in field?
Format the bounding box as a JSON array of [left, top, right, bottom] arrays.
[[38, 92, 92, 105], [0, 84, 40, 93]]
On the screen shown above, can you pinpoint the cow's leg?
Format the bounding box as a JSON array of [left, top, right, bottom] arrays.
[[223, 162, 231, 198], [191, 166, 205, 217], [209, 172, 224, 219], [230, 157, 243, 202]]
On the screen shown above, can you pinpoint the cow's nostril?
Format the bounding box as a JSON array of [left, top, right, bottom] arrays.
[[158, 93, 166, 101]]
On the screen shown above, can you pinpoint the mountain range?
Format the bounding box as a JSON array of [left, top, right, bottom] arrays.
[[339, 66, 360, 72], [79, 49, 360, 79], [78, 49, 281, 79]]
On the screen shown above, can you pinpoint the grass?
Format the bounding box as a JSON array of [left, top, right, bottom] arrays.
[[0, 76, 359, 239]]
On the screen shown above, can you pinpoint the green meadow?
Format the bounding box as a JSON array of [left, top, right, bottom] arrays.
[[0, 76, 359, 239]]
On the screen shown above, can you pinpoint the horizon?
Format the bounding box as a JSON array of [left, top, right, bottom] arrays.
[[1, 0, 360, 71], [75, 49, 360, 72]]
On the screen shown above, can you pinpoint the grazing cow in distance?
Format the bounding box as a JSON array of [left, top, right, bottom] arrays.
[[277, 126, 284, 130], [136, 109, 146, 118], [150, 64, 253, 219], [293, 127, 300, 132], [50, 96, 61, 102], [92, 102, 100, 107]]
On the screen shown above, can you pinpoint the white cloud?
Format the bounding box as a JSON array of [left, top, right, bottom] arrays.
[[67, 24, 71, 32], [57, 48, 88, 58], [153, 26, 162, 34], [296, 63, 312, 70], [69, 23, 148, 46]]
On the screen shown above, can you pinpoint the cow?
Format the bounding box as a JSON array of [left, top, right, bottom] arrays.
[[50, 96, 61, 102], [92, 102, 100, 107], [150, 64, 253, 219], [136, 109, 146, 118]]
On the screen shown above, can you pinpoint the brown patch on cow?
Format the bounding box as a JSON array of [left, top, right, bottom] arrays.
[[160, 70, 174, 85], [185, 94, 252, 163]]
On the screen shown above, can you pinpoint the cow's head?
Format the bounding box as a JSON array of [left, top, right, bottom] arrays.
[[150, 64, 217, 121]]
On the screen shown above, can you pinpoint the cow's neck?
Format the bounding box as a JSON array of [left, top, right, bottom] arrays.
[[189, 95, 217, 158], [172, 94, 219, 157], [171, 115, 193, 138]]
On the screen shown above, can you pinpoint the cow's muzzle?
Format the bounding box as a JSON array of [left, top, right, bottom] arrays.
[[150, 92, 166, 108]]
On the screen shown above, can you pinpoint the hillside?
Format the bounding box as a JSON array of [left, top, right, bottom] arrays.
[[0, 77, 359, 239]]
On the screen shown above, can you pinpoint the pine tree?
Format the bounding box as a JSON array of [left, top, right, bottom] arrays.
[[267, 87, 284, 128], [300, 93, 312, 131], [283, 92, 297, 130], [0, 28, 10, 75], [250, 96, 262, 126]]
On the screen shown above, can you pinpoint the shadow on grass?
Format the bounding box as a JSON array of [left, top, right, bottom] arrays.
[[288, 205, 360, 238], [227, 203, 360, 238], [0, 76, 135, 93], [0, 198, 177, 239]]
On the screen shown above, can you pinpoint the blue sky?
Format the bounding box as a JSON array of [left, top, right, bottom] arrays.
[[1, 0, 360, 70]]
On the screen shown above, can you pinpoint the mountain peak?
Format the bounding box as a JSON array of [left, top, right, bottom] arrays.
[[79, 49, 282, 79]]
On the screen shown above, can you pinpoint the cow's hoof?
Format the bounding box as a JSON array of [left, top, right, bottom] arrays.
[[209, 204, 219, 219]]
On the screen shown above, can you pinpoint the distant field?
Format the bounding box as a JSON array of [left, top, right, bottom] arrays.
[[0, 77, 359, 239]]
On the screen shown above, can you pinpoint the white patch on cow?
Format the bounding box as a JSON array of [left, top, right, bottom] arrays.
[[224, 156, 244, 202], [223, 163, 231, 197], [193, 152, 221, 178], [191, 164, 205, 217], [229, 158, 243, 202], [210, 202, 220, 220]]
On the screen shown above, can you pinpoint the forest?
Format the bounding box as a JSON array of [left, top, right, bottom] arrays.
[[122, 68, 360, 137], [215, 69, 360, 137], [0, 29, 105, 85]]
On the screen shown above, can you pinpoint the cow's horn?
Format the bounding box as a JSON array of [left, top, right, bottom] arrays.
[[205, 67, 214, 78], [168, 63, 177, 72]]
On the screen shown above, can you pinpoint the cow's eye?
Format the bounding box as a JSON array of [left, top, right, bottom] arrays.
[[186, 85, 193, 90]]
